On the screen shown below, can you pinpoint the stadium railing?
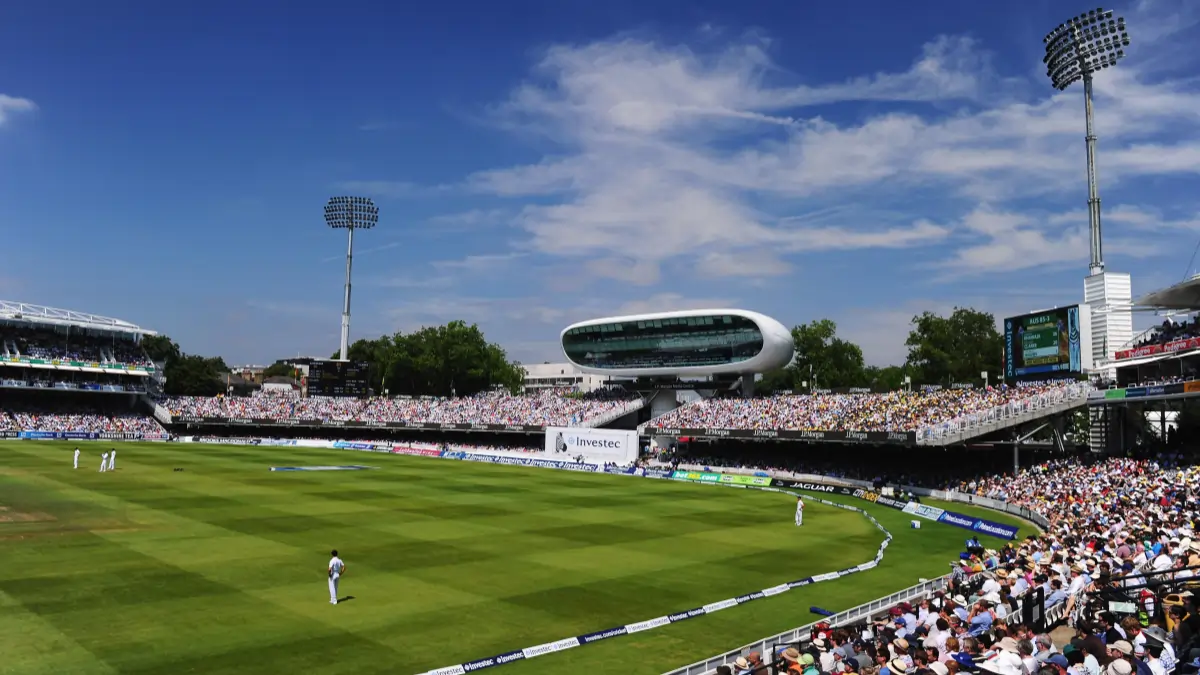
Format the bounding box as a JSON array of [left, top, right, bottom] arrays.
[[898, 488, 1051, 532], [659, 575, 951, 675], [916, 383, 1092, 446], [577, 398, 647, 428]]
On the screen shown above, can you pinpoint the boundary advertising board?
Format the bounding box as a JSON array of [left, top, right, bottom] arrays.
[[543, 427, 638, 464], [645, 427, 915, 444], [771, 479, 1018, 540]]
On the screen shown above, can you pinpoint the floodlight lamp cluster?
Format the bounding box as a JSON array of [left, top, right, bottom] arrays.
[[1043, 8, 1130, 90], [323, 196, 380, 229]]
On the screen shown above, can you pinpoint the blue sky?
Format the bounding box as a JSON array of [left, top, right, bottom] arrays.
[[2, 0, 1199, 367]]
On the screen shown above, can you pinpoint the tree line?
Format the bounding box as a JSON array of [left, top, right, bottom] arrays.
[[145, 307, 1004, 398], [758, 307, 1005, 392], [142, 320, 524, 398]]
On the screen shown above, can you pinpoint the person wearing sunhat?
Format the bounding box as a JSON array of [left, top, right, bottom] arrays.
[[729, 655, 752, 675], [815, 638, 837, 672], [778, 647, 804, 674], [1105, 659, 1133, 675]]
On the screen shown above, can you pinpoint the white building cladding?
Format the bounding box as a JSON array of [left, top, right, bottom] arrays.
[[560, 309, 795, 377]]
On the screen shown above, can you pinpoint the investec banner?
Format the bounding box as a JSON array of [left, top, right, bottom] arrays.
[[543, 427, 638, 464]]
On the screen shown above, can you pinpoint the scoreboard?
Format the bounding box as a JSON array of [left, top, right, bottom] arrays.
[[1003, 305, 1092, 380], [306, 360, 370, 397]]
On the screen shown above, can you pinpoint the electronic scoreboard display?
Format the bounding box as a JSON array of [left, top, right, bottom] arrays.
[[306, 360, 370, 397], [1003, 305, 1091, 380]]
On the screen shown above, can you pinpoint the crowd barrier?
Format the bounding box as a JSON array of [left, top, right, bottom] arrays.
[[661, 575, 953, 675], [917, 383, 1092, 444], [2, 430, 167, 441]]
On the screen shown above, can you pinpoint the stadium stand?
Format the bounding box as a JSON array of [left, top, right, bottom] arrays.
[[0, 403, 166, 436], [165, 387, 641, 428], [1127, 318, 1200, 353], [0, 324, 154, 367], [644, 381, 1087, 434], [670, 452, 1197, 675]]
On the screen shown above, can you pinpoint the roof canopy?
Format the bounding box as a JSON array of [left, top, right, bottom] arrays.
[[0, 300, 156, 336], [1135, 277, 1200, 311]]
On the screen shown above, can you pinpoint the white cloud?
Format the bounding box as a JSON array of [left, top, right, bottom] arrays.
[[427, 209, 513, 228], [333, 17, 1200, 369], [610, 293, 736, 316], [418, 28, 1198, 283], [935, 206, 1165, 277], [0, 94, 36, 126]]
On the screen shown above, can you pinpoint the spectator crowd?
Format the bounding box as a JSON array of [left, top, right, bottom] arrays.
[[1, 407, 166, 435], [165, 388, 641, 427], [709, 450, 1200, 675], [646, 382, 1087, 434], [1127, 318, 1200, 353], [1, 325, 154, 367]]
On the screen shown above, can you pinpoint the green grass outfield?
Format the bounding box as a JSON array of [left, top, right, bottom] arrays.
[[0, 441, 1024, 675]]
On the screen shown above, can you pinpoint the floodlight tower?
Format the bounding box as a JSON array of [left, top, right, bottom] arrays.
[[324, 196, 379, 361], [1043, 9, 1133, 381], [1043, 8, 1130, 276]]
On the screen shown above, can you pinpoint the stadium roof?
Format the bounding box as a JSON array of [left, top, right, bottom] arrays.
[[1135, 276, 1200, 311], [0, 300, 157, 336]]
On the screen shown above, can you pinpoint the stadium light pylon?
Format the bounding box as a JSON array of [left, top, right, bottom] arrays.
[[324, 196, 379, 361], [1043, 8, 1131, 277]]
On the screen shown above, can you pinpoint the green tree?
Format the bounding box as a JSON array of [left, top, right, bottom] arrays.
[[140, 335, 181, 364], [163, 354, 226, 396], [334, 321, 524, 397], [903, 307, 1002, 386], [792, 319, 868, 389], [262, 362, 298, 379], [140, 334, 227, 395], [758, 319, 868, 391], [864, 365, 907, 391]]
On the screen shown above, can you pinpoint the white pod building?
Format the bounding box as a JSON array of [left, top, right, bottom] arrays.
[[560, 309, 795, 378]]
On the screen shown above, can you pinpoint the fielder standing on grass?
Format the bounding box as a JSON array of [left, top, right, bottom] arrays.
[[107, 449, 116, 472], [328, 550, 345, 604], [795, 497, 804, 526], [73, 447, 80, 469], [100, 451, 109, 473]]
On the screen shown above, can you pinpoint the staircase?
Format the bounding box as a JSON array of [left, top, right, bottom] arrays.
[[578, 398, 647, 428], [916, 384, 1094, 446], [142, 395, 173, 426]]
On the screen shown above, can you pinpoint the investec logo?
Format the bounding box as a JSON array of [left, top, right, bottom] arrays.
[[942, 513, 975, 528], [565, 435, 621, 449], [974, 521, 1012, 536]]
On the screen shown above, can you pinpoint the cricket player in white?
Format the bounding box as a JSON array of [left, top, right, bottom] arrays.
[[795, 497, 804, 526], [73, 448, 80, 469], [107, 450, 116, 472], [328, 549, 345, 604], [100, 451, 109, 472]]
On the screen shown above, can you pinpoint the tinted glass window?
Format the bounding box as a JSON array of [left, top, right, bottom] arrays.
[[562, 315, 764, 369]]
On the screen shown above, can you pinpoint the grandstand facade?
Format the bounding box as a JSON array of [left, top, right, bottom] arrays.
[[0, 300, 168, 440]]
